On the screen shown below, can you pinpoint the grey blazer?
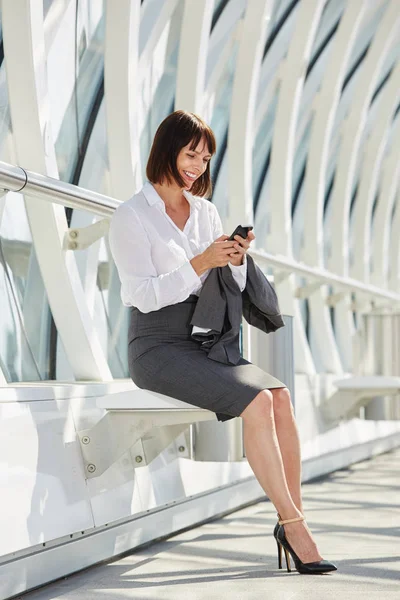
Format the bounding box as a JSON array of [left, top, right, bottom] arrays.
[[190, 254, 285, 365]]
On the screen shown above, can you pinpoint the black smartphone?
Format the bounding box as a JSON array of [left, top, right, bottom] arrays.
[[228, 224, 253, 241]]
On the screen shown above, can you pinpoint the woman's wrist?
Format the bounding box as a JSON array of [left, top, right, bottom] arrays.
[[190, 254, 209, 276]]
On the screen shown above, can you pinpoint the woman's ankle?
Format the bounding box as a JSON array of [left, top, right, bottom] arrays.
[[278, 508, 303, 522]]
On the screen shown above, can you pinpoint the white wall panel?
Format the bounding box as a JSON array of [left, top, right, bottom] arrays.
[[0, 398, 93, 555]]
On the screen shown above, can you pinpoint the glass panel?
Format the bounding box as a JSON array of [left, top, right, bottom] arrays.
[[46, 0, 105, 183], [0, 194, 52, 381]]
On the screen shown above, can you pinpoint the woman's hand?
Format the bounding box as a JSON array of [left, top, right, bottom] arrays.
[[226, 230, 255, 266], [201, 235, 239, 268], [190, 235, 236, 275]]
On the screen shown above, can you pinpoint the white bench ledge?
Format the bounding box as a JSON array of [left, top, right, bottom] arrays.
[[322, 375, 400, 424], [96, 389, 213, 413], [79, 389, 216, 479], [334, 375, 400, 391]]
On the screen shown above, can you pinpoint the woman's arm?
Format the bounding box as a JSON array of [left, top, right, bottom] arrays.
[[109, 204, 203, 313], [209, 203, 247, 291]]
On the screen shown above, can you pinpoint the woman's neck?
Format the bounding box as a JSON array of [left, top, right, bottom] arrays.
[[153, 182, 187, 211]]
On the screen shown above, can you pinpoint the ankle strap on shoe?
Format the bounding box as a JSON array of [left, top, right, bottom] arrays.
[[278, 516, 304, 525]]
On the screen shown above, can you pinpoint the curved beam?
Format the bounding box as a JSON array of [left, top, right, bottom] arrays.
[[351, 61, 400, 284], [0, 194, 9, 383], [328, 0, 400, 277], [301, 0, 366, 373], [103, 0, 142, 376], [268, 0, 325, 257], [303, 0, 366, 267], [226, 0, 274, 232], [389, 192, 400, 292], [175, 0, 214, 113], [266, 0, 326, 374], [105, 0, 141, 199], [2, 0, 111, 380], [371, 118, 400, 288]]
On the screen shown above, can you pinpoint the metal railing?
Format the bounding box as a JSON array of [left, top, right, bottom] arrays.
[[0, 159, 399, 306]]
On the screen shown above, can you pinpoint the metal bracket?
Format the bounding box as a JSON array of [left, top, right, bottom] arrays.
[[350, 299, 372, 312], [130, 426, 191, 467], [64, 218, 110, 251], [78, 408, 212, 478], [326, 292, 347, 307]]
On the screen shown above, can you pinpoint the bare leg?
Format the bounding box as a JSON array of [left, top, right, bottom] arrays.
[[271, 388, 303, 513], [241, 390, 322, 562]]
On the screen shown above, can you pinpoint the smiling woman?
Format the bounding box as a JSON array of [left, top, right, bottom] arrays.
[[109, 109, 337, 576], [146, 110, 216, 197]]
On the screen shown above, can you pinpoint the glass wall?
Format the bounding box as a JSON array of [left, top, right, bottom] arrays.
[[0, 0, 399, 382]]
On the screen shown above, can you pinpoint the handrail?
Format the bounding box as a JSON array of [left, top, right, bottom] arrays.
[[0, 160, 120, 217], [250, 250, 400, 304], [0, 159, 399, 304]]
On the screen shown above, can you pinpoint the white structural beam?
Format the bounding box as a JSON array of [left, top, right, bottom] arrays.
[[325, 1, 400, 370], [203, 0, 245, 118], [301, 0, 366, 374], [105, 0, 141, 199], [226, 0, 274, 233], [175, 0, 214, 114], [302, 0, 366, 268], [371, 119, 400, 288], [268, 0, 325, 257], [389, 192, 400, 292], [138, 0, 179, 75], [351, 60, 400, 283], [2, 0, 112, 380], [224, 0, 273, 368], [328, 1, 400, 278], [265, 0, 325, 374], [104, 0, 142, 376], [0, 194, 8, 384]]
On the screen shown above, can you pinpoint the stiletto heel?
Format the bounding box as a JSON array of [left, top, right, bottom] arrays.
[[283, 546, 291, 572], [277, 516, 337, 575], [276, 538, 282, 569]]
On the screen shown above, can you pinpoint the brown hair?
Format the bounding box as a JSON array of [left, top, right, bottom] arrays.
[[146, 110, 217, 197]]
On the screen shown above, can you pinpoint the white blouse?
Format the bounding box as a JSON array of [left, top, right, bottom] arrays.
[[109, 182, 247, 313]]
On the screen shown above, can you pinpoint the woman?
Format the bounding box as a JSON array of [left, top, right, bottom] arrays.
[[109, 110, 336, 575]]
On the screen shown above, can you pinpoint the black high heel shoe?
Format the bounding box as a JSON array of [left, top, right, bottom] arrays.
[[273, 513, 281, 569], [276, 516, 337, 574]]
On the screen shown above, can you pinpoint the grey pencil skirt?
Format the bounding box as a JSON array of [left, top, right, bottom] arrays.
[[128, 294, 286, 422]]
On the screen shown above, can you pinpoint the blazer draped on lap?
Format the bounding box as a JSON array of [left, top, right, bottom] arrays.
[[190, 254, 285, 365]]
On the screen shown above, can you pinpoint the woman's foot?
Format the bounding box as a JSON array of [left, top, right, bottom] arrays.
[[281, 519, 323, 564]]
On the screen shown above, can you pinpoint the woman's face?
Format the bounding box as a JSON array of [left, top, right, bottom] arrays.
[[176, 138, 211, 190]]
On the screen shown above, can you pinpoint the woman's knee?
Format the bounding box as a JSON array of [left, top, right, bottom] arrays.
[[272, 387, 294, 417], [240, 389, 273, 423]]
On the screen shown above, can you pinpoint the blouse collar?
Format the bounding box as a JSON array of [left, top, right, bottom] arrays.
[[142, 181, 202, 210]]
